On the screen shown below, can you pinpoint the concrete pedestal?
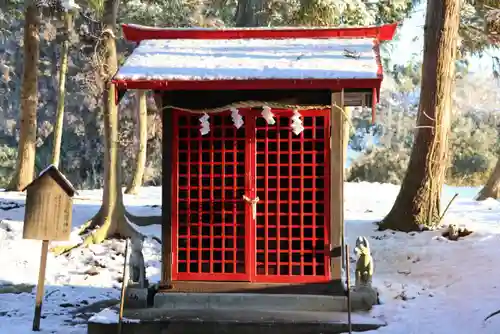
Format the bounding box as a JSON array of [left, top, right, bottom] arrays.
[[88, 308, 386, 334], [124, 287, 149, 309]]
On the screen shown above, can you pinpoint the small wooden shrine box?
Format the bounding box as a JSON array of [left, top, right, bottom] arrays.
[[113, 23, 397, 295], [22, 165, 76, 241]]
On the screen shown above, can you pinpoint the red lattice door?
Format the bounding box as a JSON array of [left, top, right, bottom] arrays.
[[172, 110, 251, 281], [172, 108, 330, 283], [254, 109, 331, 283]]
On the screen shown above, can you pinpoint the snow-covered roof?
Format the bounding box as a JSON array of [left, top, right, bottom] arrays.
[[113, 37, 381, 82]]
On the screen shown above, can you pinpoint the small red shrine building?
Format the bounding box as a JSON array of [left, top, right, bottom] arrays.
[[113, 23, 396, 295]]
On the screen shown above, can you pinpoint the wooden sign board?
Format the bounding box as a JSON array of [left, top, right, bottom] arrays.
[[22, 165, 76, 242], [23, 165, 77, 331]]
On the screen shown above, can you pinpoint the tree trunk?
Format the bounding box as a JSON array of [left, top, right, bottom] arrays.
[[379, 0, 459, 232], [7, 3, 40, 191], [51, 12, 72, 168], [64, 0, 162, 249], [72, 0, 142, 246], [476, 159, 500, 200], [125, 90, 148, 195], [235, 0, 267, 27]]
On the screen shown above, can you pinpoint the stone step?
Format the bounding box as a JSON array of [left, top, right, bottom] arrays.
[[154, 292, 348, 312], [87, 307, 386, 334]]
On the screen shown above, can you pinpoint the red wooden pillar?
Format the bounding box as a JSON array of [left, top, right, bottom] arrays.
[[160, 96, 173, 289]]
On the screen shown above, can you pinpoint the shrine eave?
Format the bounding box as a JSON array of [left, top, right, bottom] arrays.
[[111, 78, 382, 92], [121, 23, 398, 43]]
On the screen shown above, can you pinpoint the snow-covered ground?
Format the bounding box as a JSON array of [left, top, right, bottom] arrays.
[[1, 183, 500, 333]]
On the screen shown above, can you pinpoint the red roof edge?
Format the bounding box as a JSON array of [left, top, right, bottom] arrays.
[[372, 40, 384, 78], [121, 23, 398, 43], [112, 78, 382, 92]]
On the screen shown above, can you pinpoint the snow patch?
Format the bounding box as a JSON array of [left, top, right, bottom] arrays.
[[0, 183, 499, 333], [88, 307, 118, 324]]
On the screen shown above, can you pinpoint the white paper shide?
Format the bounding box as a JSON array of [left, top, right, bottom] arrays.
[[199, 113, 210, 136], [290, 109, 304, 135], [230, 108, 244, 129], [261, 106, 276, 125]]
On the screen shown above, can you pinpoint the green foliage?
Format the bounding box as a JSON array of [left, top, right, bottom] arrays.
[[0, 144, 17, 188], [87, 0, 105, 18], [293, 0, 413, 27], [446, 112, 500, 185], [293, 0, 342, 26], [373, 0, 414, 25], [349, 109, 500, 187], [347, 147, 411, 184], [390, 62, 422, 92], [460, 1, 498, 56], [119, 0, 208, 27], [265, 0, 300, 26]]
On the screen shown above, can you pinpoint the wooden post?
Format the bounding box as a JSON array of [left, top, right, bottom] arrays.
[[32, 240, 49, 331], [118, 239, 130, 334], [330, 91, 344, 283], [345, 244, 352, 334]]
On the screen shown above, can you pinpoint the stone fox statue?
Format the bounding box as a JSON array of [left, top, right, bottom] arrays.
[[354, 236, 373, 287], [129, 236, 147, 288]]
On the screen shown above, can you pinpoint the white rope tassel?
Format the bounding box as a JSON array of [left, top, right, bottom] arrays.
[[290, 109, 304, 135], [261, 105, 276, 125], [199, 113, 210, 136], [230, 107, 244, 129]]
